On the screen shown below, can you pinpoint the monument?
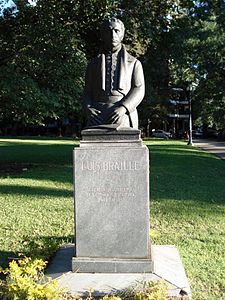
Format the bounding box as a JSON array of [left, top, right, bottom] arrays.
[[44, 17, 190, 298], [72, 17, 153, 272]]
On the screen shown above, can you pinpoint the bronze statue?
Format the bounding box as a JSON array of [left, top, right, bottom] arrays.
[[83, 18, 145, 129]]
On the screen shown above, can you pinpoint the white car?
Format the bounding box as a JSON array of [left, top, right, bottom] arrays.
[[152, 130, 172, 139]]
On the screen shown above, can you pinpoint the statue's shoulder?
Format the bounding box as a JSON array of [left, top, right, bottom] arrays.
[[125, 51, 137, 61], [122, 46, 140, 64]]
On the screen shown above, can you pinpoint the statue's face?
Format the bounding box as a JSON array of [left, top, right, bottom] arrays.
[[101, 21, 124, 51]]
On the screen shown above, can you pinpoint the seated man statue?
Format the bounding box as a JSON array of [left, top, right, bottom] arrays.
[[83, 17, 145, 129]]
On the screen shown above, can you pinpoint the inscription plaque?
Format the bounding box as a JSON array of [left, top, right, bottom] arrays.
[[72, 130, 153, 272], [81, 160, 140, 171]]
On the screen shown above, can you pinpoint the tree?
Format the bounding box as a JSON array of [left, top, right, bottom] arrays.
[[0, 0, 224, 134], [168, 0, 225, 130], [0, 0, 87, 130], [0, 0, 121, 133]]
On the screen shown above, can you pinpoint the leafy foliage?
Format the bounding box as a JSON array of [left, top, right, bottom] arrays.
[[0, 0, 224, 131], [168, 0, 225, 129], [0, 0, 87, 126], [0, 256, 167, 299], [0, 256, 63, 300]]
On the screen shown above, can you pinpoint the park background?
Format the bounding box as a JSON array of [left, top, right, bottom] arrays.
[[0, 0, 224, 137], [0, 1, 225, 300]]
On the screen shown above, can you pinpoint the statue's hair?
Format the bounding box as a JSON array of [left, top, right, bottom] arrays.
[[100, 17, 125, 33]]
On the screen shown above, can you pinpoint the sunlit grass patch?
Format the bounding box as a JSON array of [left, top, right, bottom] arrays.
[[148, 139, 225, 300], [0, 137, 224, 299]]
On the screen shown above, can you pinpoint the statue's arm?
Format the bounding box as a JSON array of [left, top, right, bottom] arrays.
[[121, 60, 145, 113]]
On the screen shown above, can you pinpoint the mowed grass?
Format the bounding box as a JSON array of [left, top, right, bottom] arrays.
[[0, 137, 225, 299], [145, 139, 225, 300], [0, 138, 78, 266]]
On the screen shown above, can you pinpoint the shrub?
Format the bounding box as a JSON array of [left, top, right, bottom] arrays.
[[0, 257, 168, 300], [0, 256, 64, 300]]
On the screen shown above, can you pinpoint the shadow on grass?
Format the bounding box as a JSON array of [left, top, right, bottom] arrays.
[[0, 184, 73, 198], [148, 144, 225, 205], [0, 142, 78, 166], [0, 251, 17, 271], [0, 164, 73, 185], [0, 235, 74, 268], [0, 139, 77, 184], [1, 143, 224, 204], [148, 143, 225, 165]]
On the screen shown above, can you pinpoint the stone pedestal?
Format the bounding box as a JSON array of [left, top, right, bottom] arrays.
[[72, 128, 153, 273]]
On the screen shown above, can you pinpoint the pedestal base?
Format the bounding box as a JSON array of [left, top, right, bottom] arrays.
[[45, 244, 191, 299], [74, 129, 152, 271], [72, 257, 154, 273]]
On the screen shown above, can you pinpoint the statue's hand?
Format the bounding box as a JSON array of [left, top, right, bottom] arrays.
[[107, 106, 126, 124], [87, 107, 103, 125]]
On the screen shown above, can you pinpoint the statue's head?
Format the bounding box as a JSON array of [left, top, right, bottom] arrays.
[[100, 17, 125, 52]]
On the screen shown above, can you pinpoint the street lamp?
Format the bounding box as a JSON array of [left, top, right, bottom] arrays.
[[186, 85, 194, 146]]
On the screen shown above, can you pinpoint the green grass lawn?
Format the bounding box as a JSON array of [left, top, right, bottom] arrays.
[[0, 138, 77, 266], [0, 137, 225, 299]]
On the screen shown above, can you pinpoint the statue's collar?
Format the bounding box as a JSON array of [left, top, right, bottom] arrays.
[[100, 45, 129, 91], [102, 44, 122, 56]]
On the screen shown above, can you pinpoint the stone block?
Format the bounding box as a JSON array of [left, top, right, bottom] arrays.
[[46, 244, 191, 299], [72, 129, 152, 272]]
